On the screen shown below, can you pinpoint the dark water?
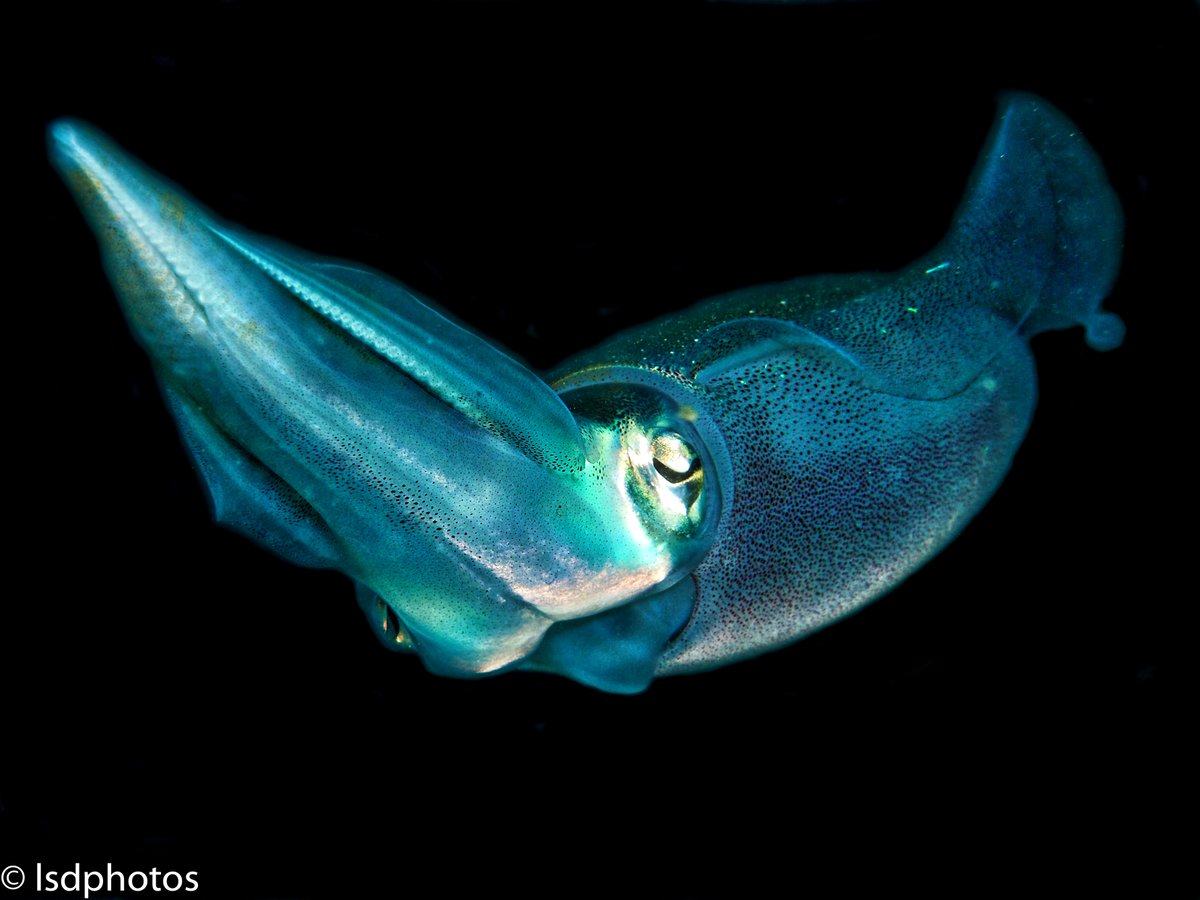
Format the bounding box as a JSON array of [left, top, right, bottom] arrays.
[[10, 1, 1193, 896]]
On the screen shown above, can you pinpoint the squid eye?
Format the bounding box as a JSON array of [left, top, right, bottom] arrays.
[[374, 595, 415, 650], [562, 379, 717, 541], [651, 432, 701, 484]]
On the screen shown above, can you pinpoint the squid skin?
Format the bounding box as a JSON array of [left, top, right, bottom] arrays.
[[49, 93, 1122, 693]]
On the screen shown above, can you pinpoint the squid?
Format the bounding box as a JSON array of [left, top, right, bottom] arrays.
[[49, 93, 1122, 693]]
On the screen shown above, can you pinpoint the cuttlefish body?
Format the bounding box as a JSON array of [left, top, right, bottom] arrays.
[[50, 94, 1122, 693]]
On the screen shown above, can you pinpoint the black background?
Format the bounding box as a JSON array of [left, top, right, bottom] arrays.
[[8, 1, 1194, 896]]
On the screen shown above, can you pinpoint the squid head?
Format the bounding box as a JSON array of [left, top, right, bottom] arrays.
[[49, 93, 1122, 693]]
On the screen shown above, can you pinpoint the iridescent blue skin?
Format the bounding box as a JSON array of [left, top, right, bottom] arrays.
[[49, 94, 1122, 693]]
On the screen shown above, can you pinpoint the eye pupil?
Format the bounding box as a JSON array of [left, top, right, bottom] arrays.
[[650, 432, 701, 484], [621, 423, 708, 534], [653, 455, 699, 484]]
